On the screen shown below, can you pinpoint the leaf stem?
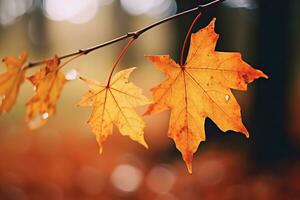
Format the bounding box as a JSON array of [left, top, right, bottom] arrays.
[[180, 13, 202, 68], [58, 52, 84, 70], [25, 0, 225, 69], [106, 38, 136, 86]]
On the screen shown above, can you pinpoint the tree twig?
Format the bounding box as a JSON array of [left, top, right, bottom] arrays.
[[25, 0, 225, 69]]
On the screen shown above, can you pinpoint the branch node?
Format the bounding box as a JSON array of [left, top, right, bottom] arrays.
[[78, 49, 89, 55], [27, 62, 33, 67], [127, 32, 139, 39]]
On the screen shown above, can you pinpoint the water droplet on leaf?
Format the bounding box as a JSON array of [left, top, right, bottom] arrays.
[[225, 95, 230, 101], [42, 112, 49, 119], [65, 69, 78, 80]]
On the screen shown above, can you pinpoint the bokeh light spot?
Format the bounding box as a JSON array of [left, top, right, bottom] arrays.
[[146, 165, 176, 194], [111, 164, 142, 193], [120, 0, 177, 18], [42, 0, 100, 24]]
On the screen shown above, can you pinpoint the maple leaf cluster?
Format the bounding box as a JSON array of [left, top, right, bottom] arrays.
[[0, 19, 267, 172], [0, 54, 67, 130]]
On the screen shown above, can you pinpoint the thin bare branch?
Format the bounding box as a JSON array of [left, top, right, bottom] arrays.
[[25, 0, 225, 69]]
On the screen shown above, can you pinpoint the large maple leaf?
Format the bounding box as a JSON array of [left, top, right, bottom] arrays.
[[26, 55, 67, 129], [78, 67, 150, 153], [144, 18, 268, 173], [0, 51, 28, 113]]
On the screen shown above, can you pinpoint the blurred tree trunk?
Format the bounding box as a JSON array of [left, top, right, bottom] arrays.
[[251, 0, 294, 167], [29, 0, 48, 50]]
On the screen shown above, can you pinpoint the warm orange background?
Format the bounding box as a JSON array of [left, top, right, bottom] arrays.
[[0, 0, 299, 199]]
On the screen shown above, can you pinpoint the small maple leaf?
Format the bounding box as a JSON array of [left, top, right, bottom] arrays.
[[144, 18, 268, 173], [0, 51, 28, 114], [26, 55, 67, 129], [78, 67, 150, 153]]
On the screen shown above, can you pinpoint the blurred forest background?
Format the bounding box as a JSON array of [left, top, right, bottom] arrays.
[[0, 0, 299, 199]]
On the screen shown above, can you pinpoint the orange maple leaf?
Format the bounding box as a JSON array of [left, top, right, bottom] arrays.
[[0, 51, 28, 114], [78, 67, 150, 153], [144, 18, 268, 173], [26, 55, 67, 129]]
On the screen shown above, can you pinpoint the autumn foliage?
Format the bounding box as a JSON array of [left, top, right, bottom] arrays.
[[0, 15, 267, 173], [26, 55, 67, 130], [78, 67, 150, 154], [0, 51, 27, 113], [145, 19, 268, 172]]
